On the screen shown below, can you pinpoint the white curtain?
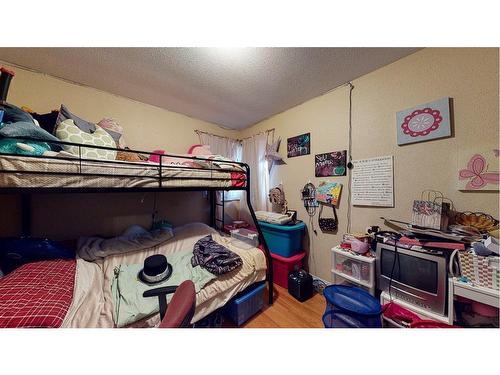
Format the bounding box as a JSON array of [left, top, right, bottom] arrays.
[[242, 132, 269, 211], [198, 132, 242, 201], [197, 132, 242, 161]]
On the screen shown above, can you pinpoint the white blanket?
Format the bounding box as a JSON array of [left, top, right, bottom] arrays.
[[77, 225, 174, 261]]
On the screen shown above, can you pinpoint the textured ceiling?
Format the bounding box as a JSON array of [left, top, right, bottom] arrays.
[[0, 48, 420, 129]]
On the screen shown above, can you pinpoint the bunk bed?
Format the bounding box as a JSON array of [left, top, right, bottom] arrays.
[[0, 136, 274, 328]]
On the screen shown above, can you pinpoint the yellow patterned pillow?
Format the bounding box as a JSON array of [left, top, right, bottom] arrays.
[[56, 119, 117, 160]]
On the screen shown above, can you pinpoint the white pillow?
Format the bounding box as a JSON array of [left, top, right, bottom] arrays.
[[56, 119, 117, 160]]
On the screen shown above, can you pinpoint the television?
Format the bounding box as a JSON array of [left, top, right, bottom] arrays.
[[376, 241, 448, 316]]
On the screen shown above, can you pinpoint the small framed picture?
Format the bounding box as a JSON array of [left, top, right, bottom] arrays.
[[396, 97, 452, 145], [315, 150, 347, 177], [287, 133, 310, 158]]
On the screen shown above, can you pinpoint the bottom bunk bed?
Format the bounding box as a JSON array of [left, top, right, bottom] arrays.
[[0, 222, 267, 328]]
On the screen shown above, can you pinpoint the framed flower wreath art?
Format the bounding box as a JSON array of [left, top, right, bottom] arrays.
[[396, 97, 452, 145]]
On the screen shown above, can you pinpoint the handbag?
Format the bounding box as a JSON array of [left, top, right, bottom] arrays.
[[318, 204, 338, 232], [411, 190, 451, 230]]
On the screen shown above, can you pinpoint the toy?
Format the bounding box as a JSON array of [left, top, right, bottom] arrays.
[[148, 149, 166, 163], [187, 144, 212, 156], [0, 139, 57, 156]]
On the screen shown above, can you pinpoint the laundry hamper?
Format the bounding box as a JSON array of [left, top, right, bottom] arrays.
[[458, 251, 500, 290], [322, 285, 382, 328]]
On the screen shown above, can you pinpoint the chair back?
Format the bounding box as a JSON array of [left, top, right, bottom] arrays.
[[159, 280, 196, 328]]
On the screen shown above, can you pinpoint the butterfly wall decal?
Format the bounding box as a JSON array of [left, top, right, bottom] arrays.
[[458, 150, 500, 190]]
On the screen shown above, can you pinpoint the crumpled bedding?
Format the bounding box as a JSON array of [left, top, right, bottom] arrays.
[[62, 223, 267, 327], [77, 225, 174, 262], [111, 250, 216, 327], [191, 234, 243, 275]]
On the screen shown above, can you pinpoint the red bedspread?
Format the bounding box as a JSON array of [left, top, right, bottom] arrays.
[[0, 259, 76, 328]]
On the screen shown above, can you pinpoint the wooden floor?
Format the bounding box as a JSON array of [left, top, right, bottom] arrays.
[[225, 285, 326, 328]]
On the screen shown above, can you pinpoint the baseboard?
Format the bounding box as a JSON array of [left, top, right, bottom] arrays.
[[310, 274, 331, 286]]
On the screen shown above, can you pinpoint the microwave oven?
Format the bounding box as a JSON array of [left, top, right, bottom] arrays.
[[376, 241, 448, 316]]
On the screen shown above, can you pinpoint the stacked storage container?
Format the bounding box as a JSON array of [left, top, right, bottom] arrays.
[[258, 221, 306, 288]]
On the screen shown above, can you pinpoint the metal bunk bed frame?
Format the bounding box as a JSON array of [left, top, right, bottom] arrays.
[[0, 136, 274, 304]]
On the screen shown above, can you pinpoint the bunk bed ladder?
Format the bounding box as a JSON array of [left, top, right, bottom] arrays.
[[214, 191, 225, 231], [243, 165, 274, 306]]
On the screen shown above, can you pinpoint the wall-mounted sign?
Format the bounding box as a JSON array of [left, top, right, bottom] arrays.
[[315, 150, 347, 177], [396, 97, 452, 145], [352, 155, 394, 207], [287, 132, 310, 158], [458, 148, 499, 191]]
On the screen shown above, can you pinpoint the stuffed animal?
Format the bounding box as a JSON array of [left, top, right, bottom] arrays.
[[0, 138, 57, 156], [116, 148, 144, 162], [148, 149, 166, 163], [188, 144, 212, 156]]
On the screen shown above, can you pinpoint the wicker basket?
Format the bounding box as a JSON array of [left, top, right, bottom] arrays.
[[458, 251, 500, 290]]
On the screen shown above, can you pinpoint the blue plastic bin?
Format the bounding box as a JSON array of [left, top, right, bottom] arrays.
[[224, 282, 266, 326], [258, 221, 306, 257], [322, 285, 382, 328]]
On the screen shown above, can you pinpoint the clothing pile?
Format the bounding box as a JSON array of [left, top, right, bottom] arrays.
[[191, 234, 243, 275]]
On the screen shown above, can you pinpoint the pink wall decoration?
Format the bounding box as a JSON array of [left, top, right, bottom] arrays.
[[458, 149, 500, 191]]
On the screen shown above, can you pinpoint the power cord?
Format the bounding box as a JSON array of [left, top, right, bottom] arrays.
[[346, 82, 354, 234], [388, 241, 400, 302]]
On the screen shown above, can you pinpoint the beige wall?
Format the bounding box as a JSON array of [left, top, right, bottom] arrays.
[[241, 48, 499, 281], [1, 49, 498, 266], [0, 60, 237, 239]]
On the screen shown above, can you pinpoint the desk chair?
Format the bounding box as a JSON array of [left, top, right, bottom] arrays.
[[143, 280, 196, 328]]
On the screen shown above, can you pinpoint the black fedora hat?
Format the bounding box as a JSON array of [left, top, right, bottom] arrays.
[[138, 254, 172, 285]]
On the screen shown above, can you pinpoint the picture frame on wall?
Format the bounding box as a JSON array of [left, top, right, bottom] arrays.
[[315, 150, 347, 177], [287, 132, 310, 158], [457, 148, 499, 191], [396, 97, 452, 145]]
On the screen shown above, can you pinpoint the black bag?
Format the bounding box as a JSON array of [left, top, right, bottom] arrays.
[[318, 204, 338, 232], [288, 269, 313, 302]]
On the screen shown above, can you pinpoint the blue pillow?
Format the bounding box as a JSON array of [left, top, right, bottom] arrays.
[[0, 121, 62, 151]]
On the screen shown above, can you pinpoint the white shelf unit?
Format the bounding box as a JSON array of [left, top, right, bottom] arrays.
[[331, 246, 376, 295], [380, 279, 500, 326], [448, 277, 500, 325]]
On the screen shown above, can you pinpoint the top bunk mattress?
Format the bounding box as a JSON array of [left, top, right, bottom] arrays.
[[0, 154, 246, 189]]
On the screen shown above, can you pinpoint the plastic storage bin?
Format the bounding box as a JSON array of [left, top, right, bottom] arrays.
[[258, 221, 306, 257], [230, 228, 259, 250], [224, 282, 266, 326], [271, 251, 306, 288], [322, 285, 382, 328]]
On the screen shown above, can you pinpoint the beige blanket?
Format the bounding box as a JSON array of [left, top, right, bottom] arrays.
[[61, 222, 267, 328]]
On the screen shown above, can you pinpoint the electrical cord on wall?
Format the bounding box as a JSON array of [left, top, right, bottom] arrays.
[[308, 214, 318, 274], [388, 241, 400, 302], [346, 82, 354, 234]]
